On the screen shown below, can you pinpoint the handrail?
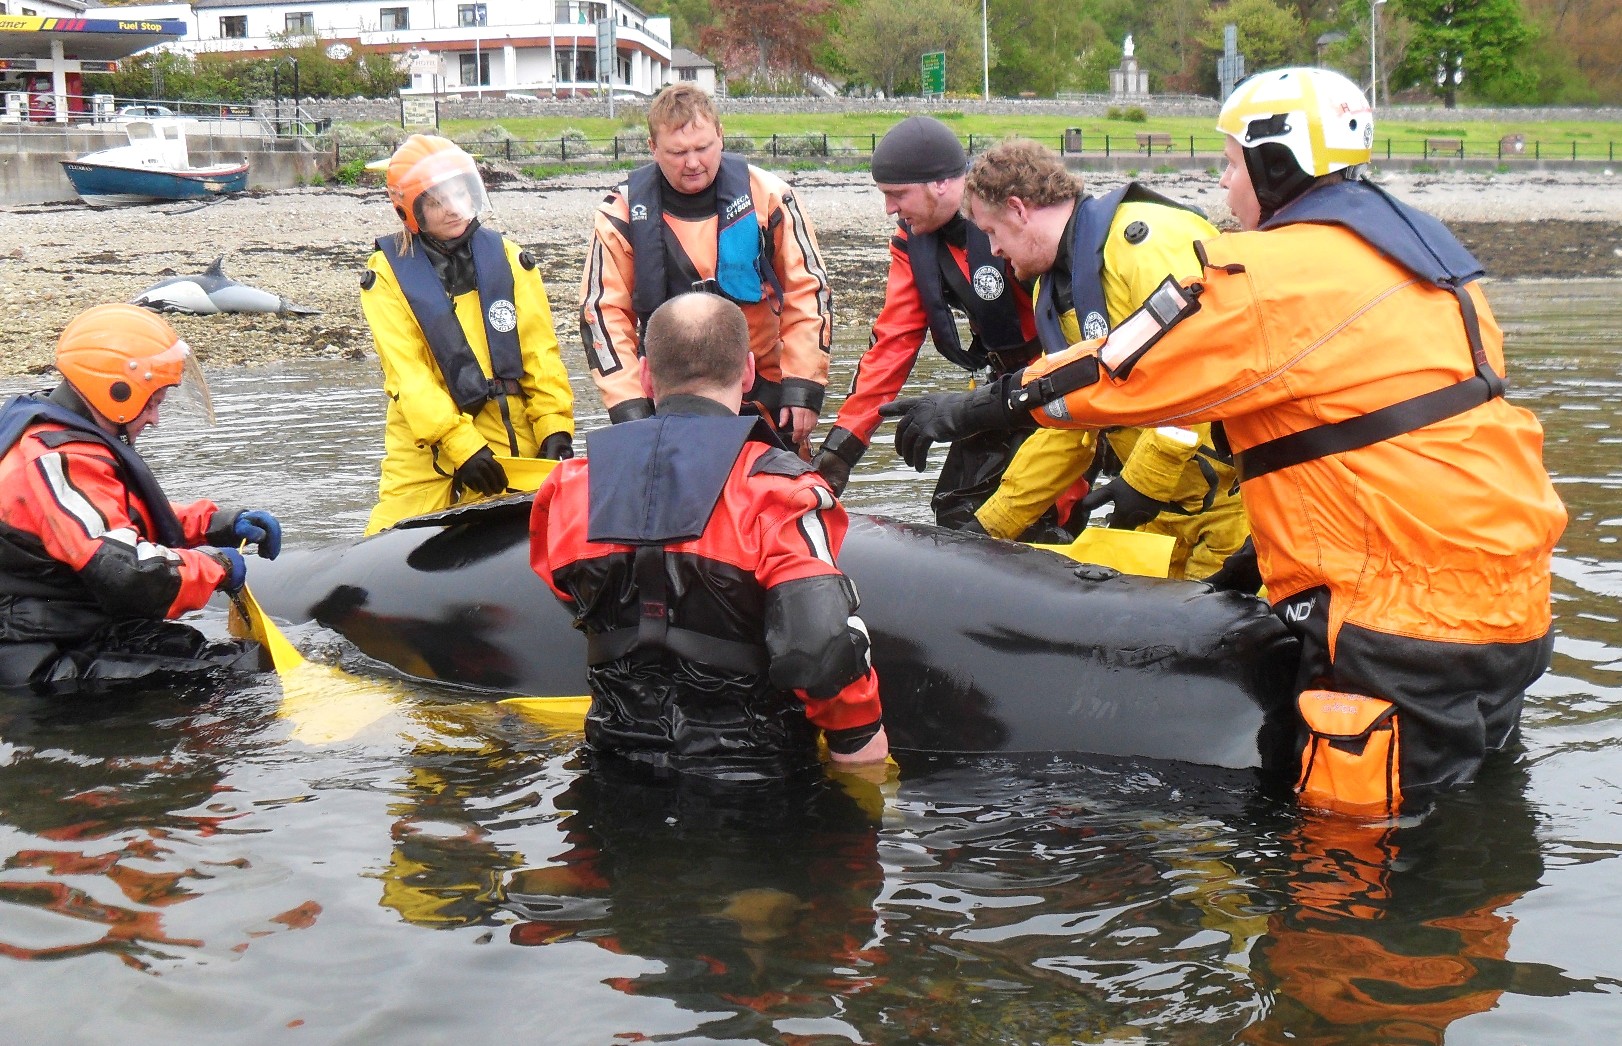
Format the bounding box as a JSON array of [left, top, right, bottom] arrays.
[[328, 131, 1622, 167]]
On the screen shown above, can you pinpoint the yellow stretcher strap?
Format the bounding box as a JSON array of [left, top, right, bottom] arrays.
[[1029, 527, 1176, 578], [492, 455, 559, 492]]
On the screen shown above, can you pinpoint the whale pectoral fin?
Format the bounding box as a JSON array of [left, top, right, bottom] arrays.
[[278, 301, 323, 316]]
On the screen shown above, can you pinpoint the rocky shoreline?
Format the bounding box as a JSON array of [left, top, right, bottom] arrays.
[[2, 167, 1620, 378]]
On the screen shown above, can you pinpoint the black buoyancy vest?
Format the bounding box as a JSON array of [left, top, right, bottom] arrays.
[[0, 394, 185, 548], [905, 218, 1027, 373], [625, 154, 778, 321], [376, 226, 524, 416], [1033, 183, 1204, 355], [582, 409, 778, 675], [1234, 179, 1503, 482]]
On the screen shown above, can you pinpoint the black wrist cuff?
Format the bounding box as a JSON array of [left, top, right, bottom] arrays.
[[608, 398, 655, 424], [819, 426, 867, 467], [778, 377, 826, 414], [824, 719, 883, 756]]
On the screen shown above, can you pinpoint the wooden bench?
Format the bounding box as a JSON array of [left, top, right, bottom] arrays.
[[1136, 132, 1174, 153], [1424, 137, 1464, 159]]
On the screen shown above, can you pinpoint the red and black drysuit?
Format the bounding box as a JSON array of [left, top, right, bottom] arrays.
[[0, 388, 254, 697], [530, 396, 883, 780], [824, 214, 1045, 530]]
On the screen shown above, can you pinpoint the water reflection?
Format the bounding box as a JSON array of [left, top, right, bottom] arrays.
[[1, 282, 1620, 1039]]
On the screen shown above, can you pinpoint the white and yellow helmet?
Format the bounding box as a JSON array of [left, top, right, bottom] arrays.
[[1217, 67, 1373, 216]]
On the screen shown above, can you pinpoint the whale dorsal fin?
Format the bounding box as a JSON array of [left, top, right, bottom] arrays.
[[206, 255, 226, 277]]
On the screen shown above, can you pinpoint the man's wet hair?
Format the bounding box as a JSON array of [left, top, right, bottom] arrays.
[[965, 138, 1084, 209], [644, 293, 749, 395]]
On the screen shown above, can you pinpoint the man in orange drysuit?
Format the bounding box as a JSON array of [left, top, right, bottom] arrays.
[[876, 68, 1566, 814], [579, 83, 833, 454]]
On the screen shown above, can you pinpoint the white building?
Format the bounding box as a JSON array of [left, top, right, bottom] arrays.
[[668, 45, 714, 95], [93, 0, 673, 98]]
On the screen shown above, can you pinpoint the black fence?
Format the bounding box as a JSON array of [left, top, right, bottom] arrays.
[[332, 131, 1622, 168]]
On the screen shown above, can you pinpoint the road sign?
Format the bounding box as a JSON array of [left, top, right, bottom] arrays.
[[921, 51, 946, 96], [595, 17, 615, 80]]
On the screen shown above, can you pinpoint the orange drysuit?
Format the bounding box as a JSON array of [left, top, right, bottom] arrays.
[[1013, 188, 1565, 805]]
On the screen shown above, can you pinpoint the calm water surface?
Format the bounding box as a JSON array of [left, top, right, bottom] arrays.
[[2, 279, 1620, 1044]]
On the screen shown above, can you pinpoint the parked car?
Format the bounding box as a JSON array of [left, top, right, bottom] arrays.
[[117, 104, 177, 120]]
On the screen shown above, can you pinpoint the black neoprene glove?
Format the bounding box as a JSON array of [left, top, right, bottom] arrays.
[[811, 427, 866, 496], [539, 432, 574, 460], [1204, 538, 1263, 594], [454, 446, 507, 496], [1076, 477, 1173, 530], [877, 378, 1026, 472]]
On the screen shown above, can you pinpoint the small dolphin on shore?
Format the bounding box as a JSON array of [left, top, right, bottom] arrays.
[[132, 256, 320, 316]]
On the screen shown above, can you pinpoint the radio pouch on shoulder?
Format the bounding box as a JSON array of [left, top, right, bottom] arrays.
[[1295, 690, 1403, 817]]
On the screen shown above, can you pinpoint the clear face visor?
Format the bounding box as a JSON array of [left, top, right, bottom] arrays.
[[164, 341, 215, 424], [406, 150, 490, 228]]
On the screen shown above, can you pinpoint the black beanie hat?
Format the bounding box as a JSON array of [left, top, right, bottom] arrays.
[[870, 115, 968, 184]]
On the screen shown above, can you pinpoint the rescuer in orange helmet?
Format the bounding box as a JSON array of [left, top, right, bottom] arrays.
[[0, 304, 282, 697]]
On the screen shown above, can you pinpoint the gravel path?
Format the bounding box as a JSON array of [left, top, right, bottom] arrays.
[[3, 167, 1620, 378]]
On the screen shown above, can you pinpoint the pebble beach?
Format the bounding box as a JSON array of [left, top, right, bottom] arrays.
[[2, 166, 1620, 379]]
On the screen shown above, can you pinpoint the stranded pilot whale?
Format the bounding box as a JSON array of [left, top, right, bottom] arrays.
[[246, 504, 1301, 774], [132, 256, 321, 316]]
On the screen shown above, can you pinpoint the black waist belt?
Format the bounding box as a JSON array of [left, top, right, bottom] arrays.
[[585, 626, 769, 675]]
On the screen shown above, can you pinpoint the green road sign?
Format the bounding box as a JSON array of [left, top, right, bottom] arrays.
[[921, 51, 946, 96]]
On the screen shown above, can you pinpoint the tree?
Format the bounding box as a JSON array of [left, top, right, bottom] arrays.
[[1388, 0, 1533, 108], [1522, 0, 1622, 102], [1199, 0, 1310, 88], [702, 0, 834, 80], [833, 0, 980, 96], [988, 0, 1096, 96]]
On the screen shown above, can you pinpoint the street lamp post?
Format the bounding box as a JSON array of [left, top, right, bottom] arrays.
[[981, 0, 990, 102], [1370, 0, 1387, 108]]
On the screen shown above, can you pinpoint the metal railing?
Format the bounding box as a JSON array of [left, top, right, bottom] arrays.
[[0, 92, 326, 140], [331, 131, 1622, 167]]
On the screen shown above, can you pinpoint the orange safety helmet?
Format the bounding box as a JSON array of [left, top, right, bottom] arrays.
[[55, 304, 199, 424], [385, 134, 488, 235]]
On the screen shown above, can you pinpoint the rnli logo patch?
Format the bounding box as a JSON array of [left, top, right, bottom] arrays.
[[630, 203, 649, 221], [488, 300, 517, 332], [972, 265, 1005, 301], [1082, 310, 1109, 340]]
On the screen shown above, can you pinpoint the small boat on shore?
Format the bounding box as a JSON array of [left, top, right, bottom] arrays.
[[60, 119, 249, 207]]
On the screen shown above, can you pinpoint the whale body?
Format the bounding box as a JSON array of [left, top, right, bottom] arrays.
[[132, 256, 320, 316], [246, 507, 1301, 773]]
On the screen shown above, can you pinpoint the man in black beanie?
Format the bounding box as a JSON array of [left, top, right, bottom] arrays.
[[811, 116, 1059, 536]]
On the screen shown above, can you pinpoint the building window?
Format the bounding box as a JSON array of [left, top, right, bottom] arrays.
[[459, 52, 490, 86], [284, 12, 315, 35], [557, 49, 596, 83], [458, 4, 486, 27], [379, 7, 409, 30], [220, 15, 247, 38], [555, 2, 606, 25], [678, 68, 696, 82]]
